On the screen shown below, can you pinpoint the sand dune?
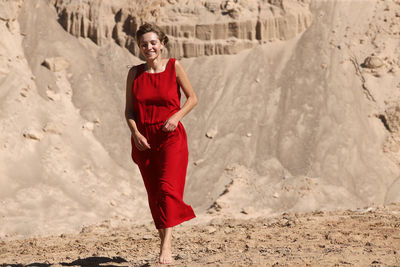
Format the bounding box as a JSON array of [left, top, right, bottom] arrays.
[[0, 0, 399, 251]]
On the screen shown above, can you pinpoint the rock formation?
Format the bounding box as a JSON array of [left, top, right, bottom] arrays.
[[50, 0, 313, 58]]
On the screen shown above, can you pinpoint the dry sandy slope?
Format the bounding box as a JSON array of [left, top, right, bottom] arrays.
[[0, 203, 399, 266], [0, 0, 400, 241], [0, 0, 150, 239], [182, 0, 400, 214]]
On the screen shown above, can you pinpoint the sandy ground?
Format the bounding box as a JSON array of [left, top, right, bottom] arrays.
[[1, 203, 399, 267]]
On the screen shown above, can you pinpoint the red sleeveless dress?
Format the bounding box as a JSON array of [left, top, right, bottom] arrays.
[[130, 58, 196, 229]]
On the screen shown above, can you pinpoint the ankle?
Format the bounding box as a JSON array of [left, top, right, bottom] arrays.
[[161, 241, 171, 249]]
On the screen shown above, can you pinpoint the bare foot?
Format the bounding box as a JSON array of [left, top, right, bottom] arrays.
[[159, 245, 173, 264], [158, 227, 174, 264]]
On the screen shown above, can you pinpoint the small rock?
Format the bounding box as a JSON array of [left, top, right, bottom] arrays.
[[224, 165, 235, 171], [42, 122, 62, 135], [193, 158, 205, 166], [142, 235, 153, 240], [272, 192, 279, 198], [46, 89, 60, 101], [23, 128, 43, 141], [224, 227, 233, 234], [371, 260, 381, 266], [221, 0, 241, 19], [20, 92, 27, 97], [209, 201, 225, 212], [83, 122, 94, 131], [110, 200, 116, 206], [362, 56, 384, 69], [282, 171, 291, 180], [355, 207, 373, 214], [205, 226, 217, 234], [205, 128, 217, 139], [241, 207, 254, 215], [279, 218, 292, 227], [255, 78, 260, 83], [372, 72, 381, 78], [246, 132, 252, 137], [42, 57, 70, 72]]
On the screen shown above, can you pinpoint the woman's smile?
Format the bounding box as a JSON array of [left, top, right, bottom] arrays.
[[139, 32, 164, 59]]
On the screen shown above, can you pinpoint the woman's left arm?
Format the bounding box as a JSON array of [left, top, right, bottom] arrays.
[[162, 60, 198, 132]]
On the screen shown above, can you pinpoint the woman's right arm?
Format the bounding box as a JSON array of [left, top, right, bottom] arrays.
[[125, 67, 151, 150]]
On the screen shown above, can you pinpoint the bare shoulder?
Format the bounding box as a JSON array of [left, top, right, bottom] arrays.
[[174, 59, 186, 73], [174, 58, 182, 67]]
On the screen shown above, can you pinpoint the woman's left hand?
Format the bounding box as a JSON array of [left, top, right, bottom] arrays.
[[162, 114, 180, 132]]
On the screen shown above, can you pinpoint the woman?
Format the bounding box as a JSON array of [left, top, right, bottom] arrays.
[[124, 23, 197, 264]]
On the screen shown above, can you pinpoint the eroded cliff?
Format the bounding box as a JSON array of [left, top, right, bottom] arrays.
[[50, 0, 312, 57]]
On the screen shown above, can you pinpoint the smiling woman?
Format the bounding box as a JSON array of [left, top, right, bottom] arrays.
[[135, 24, 169, 65], [124, 23, 198, 265]]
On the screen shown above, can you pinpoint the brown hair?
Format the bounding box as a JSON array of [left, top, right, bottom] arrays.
[[135, 23, 169, 45]]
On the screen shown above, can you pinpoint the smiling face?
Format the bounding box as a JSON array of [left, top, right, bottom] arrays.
[[138, 32, 164, 60]]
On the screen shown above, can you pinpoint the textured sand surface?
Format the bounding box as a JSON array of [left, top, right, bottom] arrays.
[[1, 0, 400, 254], [1, 203, 399, 266]]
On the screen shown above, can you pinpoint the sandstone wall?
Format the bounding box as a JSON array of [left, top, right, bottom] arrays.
[[50, 0, 312, 58]]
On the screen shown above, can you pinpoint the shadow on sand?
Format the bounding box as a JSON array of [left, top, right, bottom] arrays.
[[0, 256, 145, 267]]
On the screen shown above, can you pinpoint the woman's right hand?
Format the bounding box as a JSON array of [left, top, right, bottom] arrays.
[[132, 132, 151, 151]]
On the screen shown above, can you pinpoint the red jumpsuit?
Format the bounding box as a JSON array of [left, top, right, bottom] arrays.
[[130, 58, 196, 229]]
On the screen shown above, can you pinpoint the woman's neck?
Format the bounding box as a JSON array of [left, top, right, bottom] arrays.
[[145, 57, 165, 73]]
